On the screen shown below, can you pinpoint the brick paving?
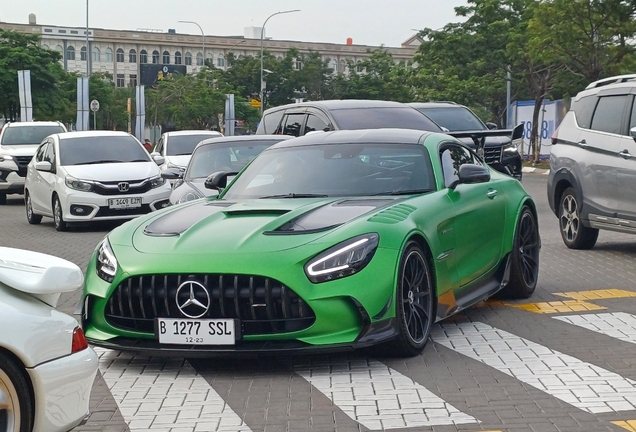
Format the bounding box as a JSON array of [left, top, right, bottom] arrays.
[[0, 175, 635, 431]]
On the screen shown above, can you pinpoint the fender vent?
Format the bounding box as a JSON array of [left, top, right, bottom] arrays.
[[368, 204, 416, 224]]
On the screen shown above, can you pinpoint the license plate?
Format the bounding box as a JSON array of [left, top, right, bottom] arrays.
[[157, 318, 235, 345], [108, 197, 141, 209]]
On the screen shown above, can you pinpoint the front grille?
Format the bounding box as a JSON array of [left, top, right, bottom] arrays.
[[95, 204, 152, 217], [14, 156, 32, 177], [105, 274, 316, 336], [484, 147, 502, 165], [92, 180, 152, 196]]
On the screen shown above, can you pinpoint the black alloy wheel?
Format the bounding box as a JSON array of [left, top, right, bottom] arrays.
[[559, 187, 598, 249]]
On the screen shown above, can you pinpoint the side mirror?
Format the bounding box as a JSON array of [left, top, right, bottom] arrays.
[[630, 126, 636, 141], [161, 167, 183, 180], [450, 164, 491, 189], [35, 161, 53, 172], [512, 123, 524, 141], [486, 122, 498, 130], [204, 171, 239, 191], [152, 155, 165, 166]]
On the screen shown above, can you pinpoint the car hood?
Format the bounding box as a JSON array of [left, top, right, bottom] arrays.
[[130, 197, 398, 254], [64, 162, 159, 181], [0, 144, 39, 156], [165, 155, 191, 168]]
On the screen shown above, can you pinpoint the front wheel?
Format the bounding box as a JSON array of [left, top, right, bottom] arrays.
[[498, 206, 540, 299], [0, 352, 34, 432], [0, 193, 6, 205], [558, 187, 598, 249], [25, 192, 42, 225], [53, 196, 68, 232], [388, 241, 435, 357]]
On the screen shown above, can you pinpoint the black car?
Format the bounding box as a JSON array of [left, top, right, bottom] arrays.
[[408, 102, 523, 180], [257, 100, 522, 179]]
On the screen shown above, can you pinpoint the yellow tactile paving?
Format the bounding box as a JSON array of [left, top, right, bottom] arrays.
[[511, 300, 606, 314], [555, 289, 636, 301], [612, 420, 636, 431]]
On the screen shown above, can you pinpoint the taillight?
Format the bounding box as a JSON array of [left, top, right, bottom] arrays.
[[71, 327, 88, 353]]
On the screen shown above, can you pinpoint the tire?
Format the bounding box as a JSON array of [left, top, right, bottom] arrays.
[[387, 241, 435, 357], [498, 206, 540, 299], [0, 193, 6, 205], [0, 352, 34, 432], [53, 195, 68, 232], [24, 192, 42, 225], [558, 187, 598, 249]]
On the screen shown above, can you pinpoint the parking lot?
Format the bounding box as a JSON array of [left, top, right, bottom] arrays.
[[2, 173, 636, 432]]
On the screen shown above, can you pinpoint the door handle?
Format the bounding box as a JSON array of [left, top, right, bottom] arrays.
[[578, 139, 588, 148], [487, 189, 498, 199], [619, 149, 632, 159]]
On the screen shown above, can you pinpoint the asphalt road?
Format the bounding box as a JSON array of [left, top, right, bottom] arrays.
[[2, 173, 636, 432]]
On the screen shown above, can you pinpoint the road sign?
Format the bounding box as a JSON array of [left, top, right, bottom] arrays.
[[251, 99, 262, 108], [90, 99, 100, 112]]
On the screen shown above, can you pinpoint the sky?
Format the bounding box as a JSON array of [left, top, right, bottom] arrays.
[[1, 0, 469, 47]]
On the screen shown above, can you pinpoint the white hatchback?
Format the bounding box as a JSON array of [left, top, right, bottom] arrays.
[[24, 131, 171, 231], [151, 130, 223, 175]]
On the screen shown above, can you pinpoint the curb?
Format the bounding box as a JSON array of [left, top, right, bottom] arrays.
[[522, 166, 550, 175]]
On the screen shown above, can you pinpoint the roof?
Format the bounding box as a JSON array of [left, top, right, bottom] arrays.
[[197, 135, 293, 147], [407, 102, 464, 109], [4, 121, 64, 128], [270, 128, 433, 149], [264, 99, 411, 113], [55, 131, 133, 139], [164, 130, 223, 136]]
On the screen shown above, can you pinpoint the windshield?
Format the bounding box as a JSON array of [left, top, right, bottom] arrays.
[[416, 107, 486, 131], [330, 107, 441, 132], [167, 134, 221, 156], [186, 141, 275, 180], [222, 143, 435, 200], [59, 136, 150, 166], [1, 125, 66, 145]]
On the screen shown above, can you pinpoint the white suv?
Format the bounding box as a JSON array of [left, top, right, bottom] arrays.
[[548, 74, 636, 248], [0, 121, 67, 204]]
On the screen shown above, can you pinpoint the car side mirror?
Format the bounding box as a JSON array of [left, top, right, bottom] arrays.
[[486, 122, 498, 130], [512, 123, 524, 141], [204, 171, 239, 191], [152, 155, 165, 166], [630, 126, 636, 141], [450, 164, 491, 189], [161, 167, 183, 180], [35, 161, 53, 172]]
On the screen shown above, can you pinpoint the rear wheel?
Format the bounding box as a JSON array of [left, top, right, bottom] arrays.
[[0, 194, 6, 205], [0, 352, 33, 432], [53, 195, 68, 232], [388, 241, 435, 357], [559, 187, 598, 249], [25, 192, 42, 225]]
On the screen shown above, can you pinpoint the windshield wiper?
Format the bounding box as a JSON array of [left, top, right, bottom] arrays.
[[75, 160, 123, 165], [129, 159, 150, 162], [260, 193, 329, 199], [371, 189, 433, 196]]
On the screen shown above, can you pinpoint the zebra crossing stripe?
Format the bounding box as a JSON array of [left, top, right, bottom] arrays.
[[431, 321, 636, 414], [94, 348, 253, 431], [293, 358, 477, 430], [554, 312, 636, 345]]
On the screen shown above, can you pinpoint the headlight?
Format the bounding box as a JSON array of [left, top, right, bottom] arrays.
[[0, 154, 13, 163], [304, 233, 379, 283], [65, 175, 93, 192], [150, 175, 166, 189], [177, 190, 204, 204], [504, 140, 520, 153], [96, 238, 118, 282]]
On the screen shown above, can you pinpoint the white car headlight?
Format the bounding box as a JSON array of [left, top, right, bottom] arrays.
[[150, 175, 166, 189], [504, 140, 520, 153], [305, 234, 379, 283], [65, 175, 94, 192], [177, 190, 204, 204], [0, 154, 14, 163], [96, 238, 118, 283]]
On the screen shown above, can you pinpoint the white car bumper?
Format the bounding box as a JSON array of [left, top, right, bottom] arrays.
[[61, 186, 171, 222], [28, 347, 98, 432]]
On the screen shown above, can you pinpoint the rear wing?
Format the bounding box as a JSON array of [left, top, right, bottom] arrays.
[[448, 123, 524, 152]]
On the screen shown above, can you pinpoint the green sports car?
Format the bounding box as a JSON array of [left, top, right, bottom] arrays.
[[81, 128, 539, 357]]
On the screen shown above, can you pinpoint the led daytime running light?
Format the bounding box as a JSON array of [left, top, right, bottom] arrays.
[[306, 238, 369, 276]]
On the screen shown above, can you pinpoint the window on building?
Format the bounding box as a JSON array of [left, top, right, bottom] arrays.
[[66, 46, 75, 60], [185, 52, 192, 66], [217, 56, 224, 67], [339, 59, 346, 73], [295, 58, 302, 70], [196, 52, 203, 66], [152, 50, 159, 64], [105, 48, 113, 62], [116, 74, 125, 88], [116, 48, 124, 62], [140, 50, 147, 64], [129, 49, 137, 63], [163, 51, 170, 64], [356, 61, 364, 72], [80, 46, 87, 61], [331, 60, 338, 74], [129, 74, 138, 87], [70, 30, 78, 34], [175, 51, 182, 65], [92, 47, 100, 62], [42, 44, 50, 50], [55, 45, 63, 56]]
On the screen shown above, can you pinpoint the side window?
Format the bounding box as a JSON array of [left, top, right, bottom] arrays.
[[261, 110, 285, 135], [590, 95, 629, 135], [155, 138, 164, 154], [35, 142, 48, 163], [440, 145, 475, 188], [629, 97, 636, 132], [572, 95, 598, 129], [44, 141, 56, 165], [304, 114, 330, 135], [281, 113, 306, 137]]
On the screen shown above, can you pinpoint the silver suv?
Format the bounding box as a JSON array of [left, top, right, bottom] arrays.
[[548, 74, 636, 249], [0, 121, 67, 204]]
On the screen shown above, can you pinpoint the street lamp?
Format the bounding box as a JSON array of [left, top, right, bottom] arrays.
[[179, 20, 205, 68], [260, 9, 300, 115]]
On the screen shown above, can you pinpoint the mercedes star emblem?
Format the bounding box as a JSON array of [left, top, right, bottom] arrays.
[[175, 280, 211, 319]]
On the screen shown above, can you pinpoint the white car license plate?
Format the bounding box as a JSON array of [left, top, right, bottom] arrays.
[[157, 318, 235, 345], [108, 197, 142, 209]]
